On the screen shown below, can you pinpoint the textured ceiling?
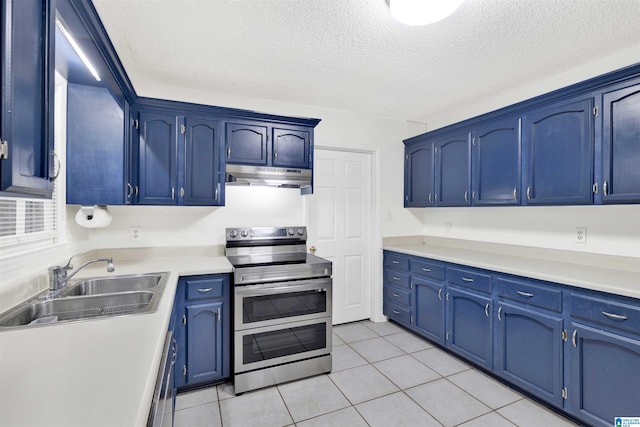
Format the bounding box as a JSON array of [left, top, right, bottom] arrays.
[[91, 0, 640, 122]]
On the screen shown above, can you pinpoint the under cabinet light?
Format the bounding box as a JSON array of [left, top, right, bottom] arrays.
[[56, 18, 101, 82]]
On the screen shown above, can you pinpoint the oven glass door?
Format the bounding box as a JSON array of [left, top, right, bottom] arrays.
[[235, 317, 332, 372], [234, 278, 332, 330]]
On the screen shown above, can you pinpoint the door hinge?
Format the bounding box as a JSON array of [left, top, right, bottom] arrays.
[[561, 330, 568, 341], [182, 314, 186, 326], [0, 140, 8, 159], [181, 124, 186, 134], [182, 365, 187, 377], [562, 387, 568, 399], [593, 106, 598, 116]]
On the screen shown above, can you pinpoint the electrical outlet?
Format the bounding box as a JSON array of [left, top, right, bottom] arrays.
[[445, 222, 452, 233], [574, 227, 587, 244], [130, 226, 142, 241]]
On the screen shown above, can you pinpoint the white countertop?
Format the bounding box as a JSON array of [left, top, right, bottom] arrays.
[[0, 248, 233, 427], [383, 236, 640, 300]]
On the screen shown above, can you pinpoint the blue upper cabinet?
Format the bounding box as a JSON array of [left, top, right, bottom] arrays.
[[137, 110, 179, 205], [601, 80, 640, 204], [272, 127, 311, 168], [225, 122, 268, 166], [66, 84, 125, 205], [0, 0, 54, 197], [471, 117, 521, 206], [184, 116, 223, 206], [404, 141, 435, 207], [522, 97, 595, 205], [226, 122, 313, 169], [435, 131, 471, 206]]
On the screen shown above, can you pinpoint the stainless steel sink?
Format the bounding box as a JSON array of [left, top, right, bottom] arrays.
[[0, 272, 169, 329], [60, 273, 163, 296]]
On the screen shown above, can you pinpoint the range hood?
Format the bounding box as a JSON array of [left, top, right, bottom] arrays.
[[225, 164, 312, 191]]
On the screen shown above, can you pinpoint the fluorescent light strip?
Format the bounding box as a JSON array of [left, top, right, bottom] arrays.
[[56, 19, 101, 82]]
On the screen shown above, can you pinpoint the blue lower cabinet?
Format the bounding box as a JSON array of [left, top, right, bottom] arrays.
[[446, 286, 492, 369], [495, 301, 564, 406], [413, 278, 445, 345], [174, 274, 230, 389]]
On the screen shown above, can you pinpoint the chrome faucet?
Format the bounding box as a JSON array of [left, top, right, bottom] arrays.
[[46, 256, 115, 298]]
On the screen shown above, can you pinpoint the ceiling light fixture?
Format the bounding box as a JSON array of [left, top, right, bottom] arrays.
[[387, 0, 463, 26], [55, 18, 101, 82]]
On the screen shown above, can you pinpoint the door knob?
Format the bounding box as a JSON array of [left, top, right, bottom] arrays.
[[309, 246, 317, 254]]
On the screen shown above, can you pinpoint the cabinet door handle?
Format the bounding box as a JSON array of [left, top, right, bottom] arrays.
[[274, 150, 278, 159], [392, 276, 400, 281], [422, 268, 431, 272], [513, 187, 518, 200], [516, 291, 534, 298], [392, 293, 400, 297], [127, 183, 133, 199], [572, 330, 577, 348], [472, 191, 476, 200], [197, 287, 213, 293], [50, 151, 61, 181], [227, 147, 231, 158], [464, 190, 469, 203], [214, 185, 219, 201], [461, 277, 474, 282], [438, 288, 443, 300], [484, 303, 490, 317], [446, 292, 449, 301], [134, 186, 139, 196], [180, 187, 185, 197], [601, 310, 627, 321], [171, 187, 175, 200], [526, 186, 532, 200], [392, 260, 399, 264], [603, 180, 609, 197], [498, 306, 503, 321], [217, 307, 221, 321], [428, 193, 433, 204]]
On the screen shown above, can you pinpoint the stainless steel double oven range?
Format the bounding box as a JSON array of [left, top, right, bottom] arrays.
[[225, 226, 333, 394]]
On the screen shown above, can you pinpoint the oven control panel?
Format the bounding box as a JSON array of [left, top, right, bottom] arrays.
[[226, 226, 307, 242]]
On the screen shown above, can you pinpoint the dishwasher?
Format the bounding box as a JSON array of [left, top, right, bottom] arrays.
[[148, 330, 176, 427]]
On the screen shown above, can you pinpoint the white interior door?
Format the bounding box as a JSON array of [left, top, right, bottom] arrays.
[[307, 148, 373, 325]]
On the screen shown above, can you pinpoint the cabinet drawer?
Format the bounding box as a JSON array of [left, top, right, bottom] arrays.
[[570, 293, 640, 335], [496, 276, 562, 312], [185, 276, 225, 301], [411, 258, 445, 281], [383, 269, 411, 289], [384, 285, 411, 308], [384, 300, 412, 326], [447, 266, 492, 293], [383, 252, 410, 272]]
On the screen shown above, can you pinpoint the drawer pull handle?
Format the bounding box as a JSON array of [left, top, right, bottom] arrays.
[[392, 260, 400, 264], [438, 288, 443, 301], [498, 306, 503, 321], [197, 288, 213, 293], [393, 276, 400, 280], [484, 303, 490, 318], [461, 277, 474, 282], [601, 311, 628, 321], [422, 268, 431, 272], [393, 310, 400, 315], [516, 291, 534, 298], [572, 330, 578, 348], [392, 293, 400, 297]]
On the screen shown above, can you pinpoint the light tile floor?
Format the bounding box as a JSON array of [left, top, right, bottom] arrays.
[[174, 320, 582, 427]]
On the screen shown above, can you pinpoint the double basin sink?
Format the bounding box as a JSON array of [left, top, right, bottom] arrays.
[[0, 273, 168, 329]]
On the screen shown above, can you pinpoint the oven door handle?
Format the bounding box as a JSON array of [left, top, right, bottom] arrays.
[[236, 283, 329, 296]]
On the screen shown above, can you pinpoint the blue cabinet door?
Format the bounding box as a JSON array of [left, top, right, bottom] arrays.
[[522, 98, 594, 205], [272, 127, 310, 168], [225, 122, 268, 166], [66, 84, 125, 205], [137, 110, 178, 205], [0, 0, 54, 197], [184, 116, 223, 206], [569, 323, 640, 427], [495, 301, 563, 406], [185, 300, 224, 385], [413, 278, 445, 345], [436, 132, 471, 206], [446, 286, 492, 369], [471, 117, 521, 205], [404, 142, 435, 207], [601, 81, 640, 204]]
